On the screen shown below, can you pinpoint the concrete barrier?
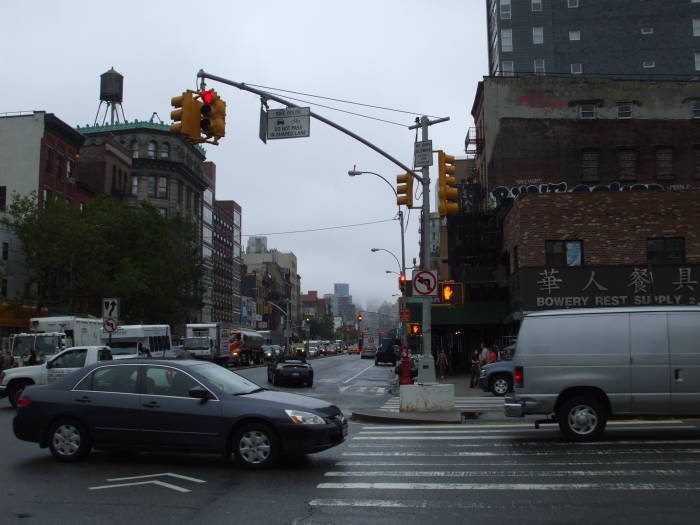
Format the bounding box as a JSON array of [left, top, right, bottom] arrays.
[[399, 383, 455, 412]]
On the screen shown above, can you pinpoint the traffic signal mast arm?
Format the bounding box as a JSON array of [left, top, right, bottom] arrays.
[[196, 69, 425, 181]]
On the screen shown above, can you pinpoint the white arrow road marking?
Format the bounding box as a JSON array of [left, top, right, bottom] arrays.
[[89, 480, 192, 493], [105, 473, 206, 483], [89, 473, 206, 492]]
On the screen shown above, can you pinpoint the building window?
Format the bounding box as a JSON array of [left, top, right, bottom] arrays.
[[647, 238, 684, 265], [642, 60, 656, 68], [513, 245, 519, 271], [694, 146, 700, 179], [655, 147, 675, 179], [79, 202, 86, 213], [157, 176, 168, 199], [1, 279, 6, 298], [568, 0, 579, 7], [130, 140, 139, 159], [66, 159, 73, 181], [531, 0, 542, 11], [581, 149, 600, 181], [160, 142, 170, 159], [579, 104, 596, 119], [532, 26, 544, 44], [617, 102, 632, 119], [569, 30, 581, 41], [0, 186, 6, 211], [131, 175, 139, 196], [694, 101, 700, 118], [693, 19, 700, 37], [617, 148, 637, 181], [641, 27, 654, 35], [534, 58, 545, 74], [696, 53, 700, 71], [147, 176, 157, 198], [2, 242, 8, 261], [178, 181, 184, 204], [56, 155, 63, 179], [501, 60, 514, 76], [45, 148, 53, 174], [43, 188, 51, 207], [147, 141, 157, 159], [501, 28, 513, 52], [545, 241, 582, 267], [500, 0, 511, 19], [571, 63, 583, 74]]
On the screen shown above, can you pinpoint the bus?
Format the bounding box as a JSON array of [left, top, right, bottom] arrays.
[[103, 324, 172, 359]]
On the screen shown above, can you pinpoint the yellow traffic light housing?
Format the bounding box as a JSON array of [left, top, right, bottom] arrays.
[[396, 173, 414, 208], [199, 89, 226, 145], [399, 274, 407, 293], [170, 90, 202, 142], [437, 150, 459, 217], [357, 314, 363, 322], [439, 281, 464, 305], [409, 323, 422, 336]]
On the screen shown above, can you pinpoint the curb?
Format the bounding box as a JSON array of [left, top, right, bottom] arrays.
[[351, 409, 480, 425]]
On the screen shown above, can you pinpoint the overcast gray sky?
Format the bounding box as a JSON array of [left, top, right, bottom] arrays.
[[1, 0, 487, 311]]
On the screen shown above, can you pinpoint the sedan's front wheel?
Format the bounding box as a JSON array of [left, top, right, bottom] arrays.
[[48, 419, 92, 462], [232, 423, 280, 469]]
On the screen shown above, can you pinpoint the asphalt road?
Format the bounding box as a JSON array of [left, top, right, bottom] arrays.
[[2, 354, 700, 524]]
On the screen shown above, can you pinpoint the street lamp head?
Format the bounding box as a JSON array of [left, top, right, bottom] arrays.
[[348, 170, 363, 176], [370, 248, 379, 252]]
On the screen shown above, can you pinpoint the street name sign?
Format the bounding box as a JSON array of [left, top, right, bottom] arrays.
[[267, 107, 310, 140], [414, 140, 433, 167]]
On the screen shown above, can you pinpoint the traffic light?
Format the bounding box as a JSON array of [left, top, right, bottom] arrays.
[[170, 90, 202, 142], [396, 173, 414, 208], [357, 315, 363, 322], [304, 315, 313, 323], [199, 89, 226, 144], [399, 274, 407, 292], [409, 323, 422, 336], [437, 150, 459, 217], [439, 281, 464, 305]]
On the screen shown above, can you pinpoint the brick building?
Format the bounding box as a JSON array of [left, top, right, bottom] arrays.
[[504, 191, 700, 315]]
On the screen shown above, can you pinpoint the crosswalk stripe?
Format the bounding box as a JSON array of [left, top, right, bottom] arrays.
[[323, 469, 689, 477], [335, 459, 700, 467], [318, 482, 700, 490], [342, 449, 700, 456]]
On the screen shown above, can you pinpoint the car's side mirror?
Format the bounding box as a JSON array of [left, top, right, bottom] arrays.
[[189, 386, 214, 400]]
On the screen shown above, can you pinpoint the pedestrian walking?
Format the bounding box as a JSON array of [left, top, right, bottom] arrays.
[[469, 349, 480, 388], [479, 342, 490, 367], [436, 349, 448, 378]]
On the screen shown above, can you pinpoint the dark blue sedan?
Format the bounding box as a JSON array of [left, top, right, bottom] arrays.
[[13, 359, 347, 469]]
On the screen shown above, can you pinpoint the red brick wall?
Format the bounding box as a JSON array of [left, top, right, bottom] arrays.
[[503, 190, 700, 268]]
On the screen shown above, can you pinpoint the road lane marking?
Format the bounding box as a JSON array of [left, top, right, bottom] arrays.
[[342, 449, 700, 456], [317, 482, 700, 490], [309, 499, 490, 509], [343, 364, 376, 383], [335, 459, 700, 467], [323, 469, 691, 477], [105, 473, 206, 483], [89, 480, 192, 493]]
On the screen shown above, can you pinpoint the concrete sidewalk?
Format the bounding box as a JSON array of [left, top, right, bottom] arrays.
[[351, 372, 509, 424]]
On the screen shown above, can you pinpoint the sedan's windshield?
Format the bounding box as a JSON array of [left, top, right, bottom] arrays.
[[193, 362, 262, 395]]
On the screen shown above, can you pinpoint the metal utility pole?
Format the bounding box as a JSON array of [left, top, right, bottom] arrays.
[[409, 115, 449, 383]]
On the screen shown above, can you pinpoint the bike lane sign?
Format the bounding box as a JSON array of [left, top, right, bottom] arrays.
[[412, 270, 438, 296]]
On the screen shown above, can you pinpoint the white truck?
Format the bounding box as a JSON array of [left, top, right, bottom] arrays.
[[10, 316, 103, 366], [103, 324, 172, 359], [0, 345, 113, 408], [182, 323, 231, 366]]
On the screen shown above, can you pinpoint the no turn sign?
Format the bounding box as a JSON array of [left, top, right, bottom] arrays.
[[103, 318, 118, 333], [412, 270, 438, 296]]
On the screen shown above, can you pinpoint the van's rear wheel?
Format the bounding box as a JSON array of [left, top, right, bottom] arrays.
[[557, 396, 607, 442]]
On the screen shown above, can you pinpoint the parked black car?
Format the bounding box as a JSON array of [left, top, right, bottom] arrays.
[[375, 344, 397, 366], [267, 356, 314, 387], [13, 359, 345, 469]]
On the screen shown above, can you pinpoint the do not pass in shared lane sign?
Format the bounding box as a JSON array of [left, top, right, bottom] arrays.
[[267, 107, 310, 140]]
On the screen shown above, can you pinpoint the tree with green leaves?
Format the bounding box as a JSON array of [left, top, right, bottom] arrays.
[[2, 193, 203, 325]]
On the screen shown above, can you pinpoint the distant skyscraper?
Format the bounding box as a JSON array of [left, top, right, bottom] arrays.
[[487, 0, 699, 80], [247, 236, 267, 254], [334, 283, 350, 297]]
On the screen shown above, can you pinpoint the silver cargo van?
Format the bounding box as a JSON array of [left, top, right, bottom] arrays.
[[505, 306, 700, 441]]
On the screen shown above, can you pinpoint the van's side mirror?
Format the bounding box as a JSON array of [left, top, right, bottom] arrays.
[[189, 386, 214, 400]]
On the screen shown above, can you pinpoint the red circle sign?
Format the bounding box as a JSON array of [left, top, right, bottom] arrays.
[[413, 270, 437, 295], [103, 318, 117, 333]]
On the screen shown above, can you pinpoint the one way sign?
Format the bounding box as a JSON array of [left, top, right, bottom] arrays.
[[102, 298, 120, 319]]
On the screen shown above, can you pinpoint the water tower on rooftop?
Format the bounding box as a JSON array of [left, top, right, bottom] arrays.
[[94, 67, 126, 125]]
